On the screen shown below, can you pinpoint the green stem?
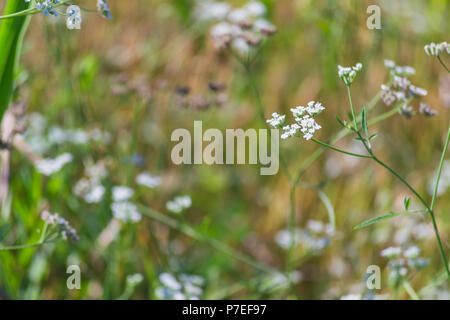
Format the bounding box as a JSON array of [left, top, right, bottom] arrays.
[[402, 280, 420, 300], [430, 126, 450, 210], [346, 85, 358, 130], [0, 0, 72, 20], [138, 205, 279, 274], [292, 90, 393, 187], [437, 56, 450, 73], [311, 138, 371, 158], [355, 130, 450, 281]]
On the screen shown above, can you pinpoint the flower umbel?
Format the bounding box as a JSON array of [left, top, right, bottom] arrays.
[[267, 101, 325, 140], [66, 5, 82, 30], [338, 63, 363, 86], [424, 42, 449, 57]]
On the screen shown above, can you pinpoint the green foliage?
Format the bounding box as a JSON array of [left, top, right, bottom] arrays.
[[0, 0, 31, 121]]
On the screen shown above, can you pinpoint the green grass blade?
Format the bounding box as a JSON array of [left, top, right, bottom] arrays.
[[354, 211, 400, 230], [0, 0, 31, 121]]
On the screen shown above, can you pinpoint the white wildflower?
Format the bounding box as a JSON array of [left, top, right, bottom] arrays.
[[424, 41, 449, 57], [166, 195, 192, 214], [266, 112, 285, 128], [404, 246, 420, 259], [381, 246, 402, 259], [111, 202, 141, 222], [35, 153, 73, 176], [136, 172, 161, 188], [243, 1, 267, 17], [127, 273, 143, 286], [112, 186, 134, 202], [340, 294, 362, 300], [280, 124, 300, 140], [84, 184, 106, 203], [159, 273, 182, 291], [338, 63, 363, 86], [66, 5, 82, 30]]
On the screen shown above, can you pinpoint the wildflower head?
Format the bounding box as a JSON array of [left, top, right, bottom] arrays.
[[419, 102, 438, 117], [424, 42, 449, 57], [380, 60, 432, 119], [41, 210, 79, 241], [111, 202, 142, 223], [208, 1, 276, 54], [381, 245, 430, 287], [166, 195, 192, 214], [97, 0, 113, 19], [338, 63, 363, 86], [266, 112, 285, 128], [66, 5, 82, 30]]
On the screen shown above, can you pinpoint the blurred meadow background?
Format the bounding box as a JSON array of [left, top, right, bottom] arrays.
[[0, 0, 449, 300]]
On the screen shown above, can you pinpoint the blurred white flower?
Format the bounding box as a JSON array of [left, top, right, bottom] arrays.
[[136, 172, 161, 188], [194, 0, 230, 20], [84, 184, 106, 203], [166, 195, 192, 214], [340, 294, 362, 300], [243, 1, 267, 17], [111, 202, 141, 222], [127, 273, 144, 286], [35, 153, 73, 176], [66, 5, 82, 30], [159, 273, 182, 291], [404, 246, 420, 259], [112, 186, 134, 202], [381, 246, 402, 259]]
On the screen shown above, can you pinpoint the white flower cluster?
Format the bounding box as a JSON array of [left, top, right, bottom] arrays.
[[267, 101, 325, 140], [111, 186, 141, 223], [25, 0, 112, 30], [66, 5, 82, 30], [275, 220, 334, 253], [424, 41, 449, 57], [155, 273, 204, 300], [337, 63, 363, 86], [126, 273, 144, 286], [166, 195, 192, 214], [381, 60, 434, 118], [207, 1, 276, 54], [73, 160, 108, 203], [35, 153, 73, 176], [24, 113, 110, 155], [136, 172, 162, 189], [265, 112, 285, 128], [111, 202, 141, 223], [381, 246, 430, 286], [41, 210, 79, 240]]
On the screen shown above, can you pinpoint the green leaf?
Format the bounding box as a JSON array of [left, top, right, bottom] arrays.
[[362, 107, 368, 138], [354, 212, 400, 229], [369, 133, 378, 141], [336, 116, 348, 128], [404, 197, 411, 210], [0, 0, 31, 122]]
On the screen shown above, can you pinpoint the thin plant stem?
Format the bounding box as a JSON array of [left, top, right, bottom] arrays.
[[402, 280, 420, 300], [311, 138, 371, 158], [349, 85, 450, 283], [138, 205, 279, 274], [0, 0, 72, 20], [292, 92, 395, 187], [346, 85, 358, 130], [437, 56, 450, 73], [430, 126, 450, 210]]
